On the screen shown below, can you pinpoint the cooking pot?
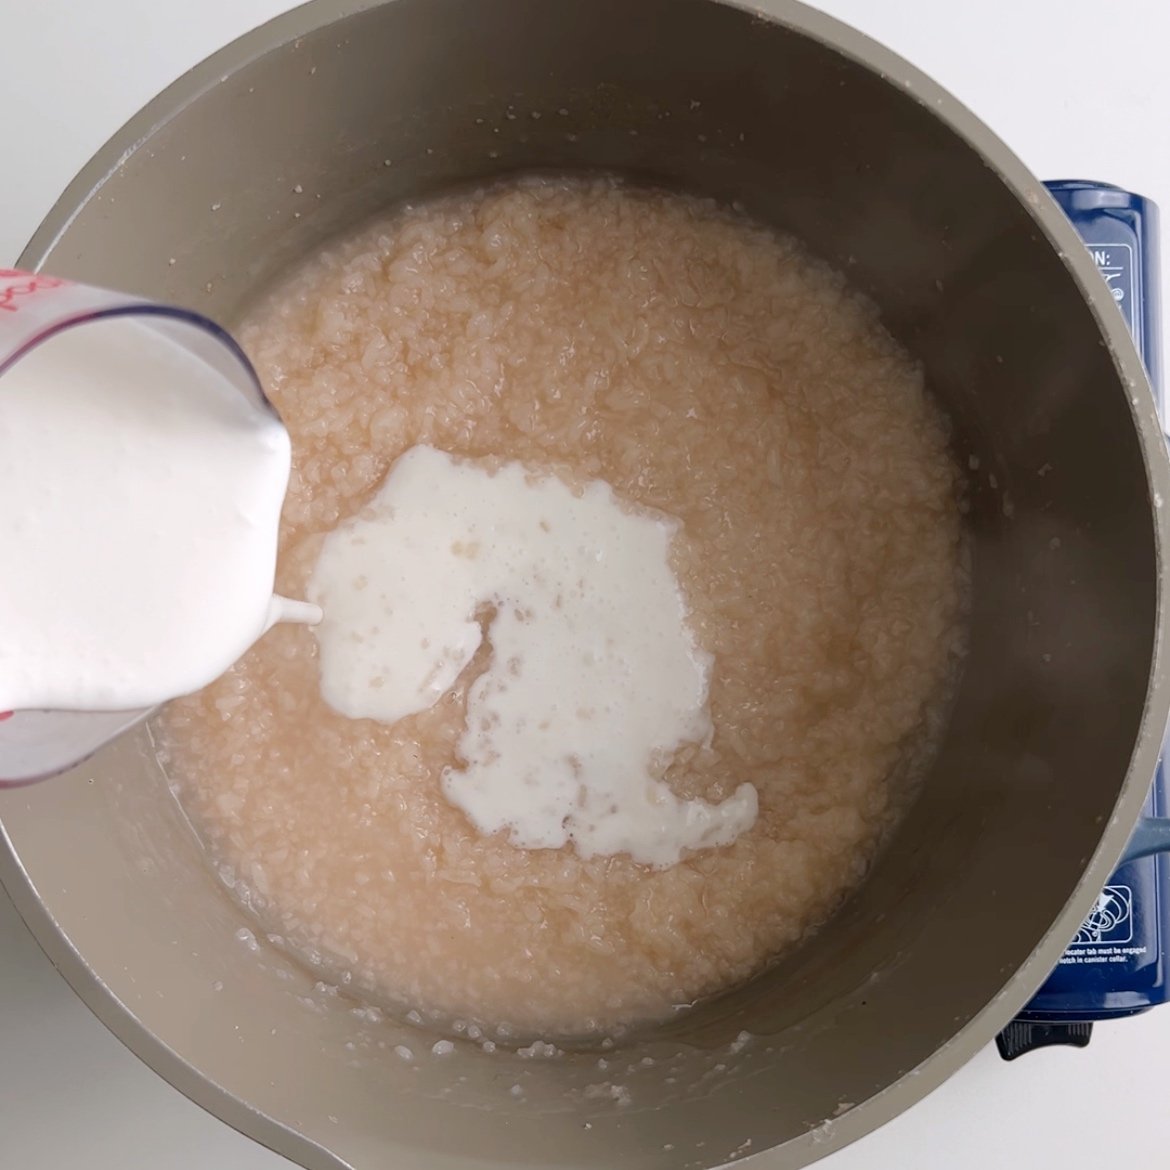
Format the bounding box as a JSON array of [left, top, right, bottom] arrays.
[[3, 1, 1170, 1167]]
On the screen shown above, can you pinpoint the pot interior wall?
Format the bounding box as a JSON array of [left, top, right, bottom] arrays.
[[3, 2, 1158, 1169]]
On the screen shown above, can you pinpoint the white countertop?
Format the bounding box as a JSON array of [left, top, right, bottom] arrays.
[[2, 1, 1170, 1166]]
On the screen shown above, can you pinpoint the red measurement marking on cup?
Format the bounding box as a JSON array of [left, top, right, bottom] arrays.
[[0, 270, 67, 312]]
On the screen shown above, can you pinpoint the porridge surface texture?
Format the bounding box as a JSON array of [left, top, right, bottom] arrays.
[[158, 176, 966, 1036]]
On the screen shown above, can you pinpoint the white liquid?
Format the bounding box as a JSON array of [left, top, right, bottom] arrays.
[[0, 317, 300, 711], [309, 445, 758, 866]]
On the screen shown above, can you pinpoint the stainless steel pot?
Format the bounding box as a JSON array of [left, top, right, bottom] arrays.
[[3, 1, 1169, 1167]]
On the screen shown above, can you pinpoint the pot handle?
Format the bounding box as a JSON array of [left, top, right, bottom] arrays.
[[1122, 816, 1170, 862]]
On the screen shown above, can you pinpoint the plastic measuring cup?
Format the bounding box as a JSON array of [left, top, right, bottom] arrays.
[[0, 268, 302, 786]]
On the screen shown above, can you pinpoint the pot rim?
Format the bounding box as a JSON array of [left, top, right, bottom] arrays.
[[5, 1, 1170, 1167]]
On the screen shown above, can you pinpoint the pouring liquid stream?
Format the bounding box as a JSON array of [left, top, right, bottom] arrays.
[[0, 312, 318, 780]]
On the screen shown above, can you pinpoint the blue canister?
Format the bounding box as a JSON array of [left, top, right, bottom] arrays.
[[998, 182, 1168, 1059]]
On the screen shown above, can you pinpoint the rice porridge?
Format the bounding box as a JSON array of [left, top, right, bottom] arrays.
[[158, 176, 966, 1036]]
